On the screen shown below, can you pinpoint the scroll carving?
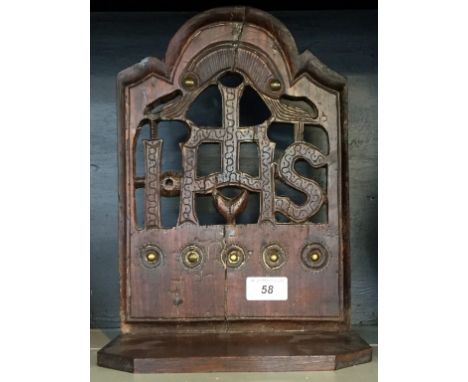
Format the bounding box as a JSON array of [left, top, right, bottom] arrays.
[[144, 140, 162, 228]]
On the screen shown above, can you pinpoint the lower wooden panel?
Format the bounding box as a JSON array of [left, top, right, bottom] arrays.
[[225, 224, 341, 319], [97, 331, 372, 373]]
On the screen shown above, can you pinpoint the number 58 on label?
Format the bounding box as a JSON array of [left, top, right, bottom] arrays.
[[246, 277, 288, 301]]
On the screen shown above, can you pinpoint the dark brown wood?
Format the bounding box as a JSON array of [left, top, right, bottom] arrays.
[[98, 331, 372, 373], [99, 5, 371, 373]]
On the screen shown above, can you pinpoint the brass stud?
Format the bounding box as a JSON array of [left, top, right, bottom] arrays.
[[301, 243, 327, 269], [187, 250, 200, 264], [310, 251, 321, 262], [228, 250, 240, 264], [269, 79, 281, 91], [182, 246, 203, 268], [140, 245, 162, 268], [182, 75, 197, 90], [146, 251, 158, 263], [269, 252, 279, 263], [224, 246, 245, 268], [262, 244, 286, 269]]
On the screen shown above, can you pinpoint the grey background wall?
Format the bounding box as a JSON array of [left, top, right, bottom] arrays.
[[90, 10, 377, 328]]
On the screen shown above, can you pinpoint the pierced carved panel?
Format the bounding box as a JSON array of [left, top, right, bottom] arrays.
[[138, 75, 328, 227], [119, 7, 348, 325]]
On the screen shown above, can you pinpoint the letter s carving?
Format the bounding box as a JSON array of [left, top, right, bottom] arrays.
[[274, 142, 327, 222]]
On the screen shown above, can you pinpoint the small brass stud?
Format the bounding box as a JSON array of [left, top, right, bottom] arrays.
[[228, 251, 240, 264], [182, 246, 203, 268], [269, 79, 281, 91], [225, 246, 245, 268], [146, 251, 158, 263], [301, 244, 327, 269], [187, 251, 200, 264], [310, 251, 321, 262], [183, 76, 197, 89], [262, 244, 286, 269], [269, 252, 279, 263], [140, 245, 162, 268]]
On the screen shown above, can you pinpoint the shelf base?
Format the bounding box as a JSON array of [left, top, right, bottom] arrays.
[[98, 330, 372, 373]]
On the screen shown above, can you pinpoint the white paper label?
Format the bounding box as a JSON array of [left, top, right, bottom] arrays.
[[246, 277, 288, 301]]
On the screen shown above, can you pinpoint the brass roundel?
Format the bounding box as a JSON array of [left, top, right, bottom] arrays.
[[310, 251, 321, 262], [182, 74, 198, 90], [263, 244, 286, 269], [269, 79, 282, 91], [140, 244, 162, 268], [146, 251, 158, 263], [182, 245, 203, 269], [229, 251, 240, 263], [301, 243, 328, 269], [187, 251, 200, 263], [224, 245, 245, 268]]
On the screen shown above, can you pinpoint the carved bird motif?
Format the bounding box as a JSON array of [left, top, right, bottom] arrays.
[[212, 187, 249, 225], [263, 94, 319, 122]]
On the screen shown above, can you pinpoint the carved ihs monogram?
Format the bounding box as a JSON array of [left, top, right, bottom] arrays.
[[142, 81, 328, 228]]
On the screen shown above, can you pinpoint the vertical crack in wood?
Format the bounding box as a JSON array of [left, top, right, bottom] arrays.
[[231, 7, 246, 72], [221, 229, 229, 332]]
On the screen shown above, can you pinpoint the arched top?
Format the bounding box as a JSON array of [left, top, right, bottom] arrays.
[[117, 7, 346, 93], [164, 7, 300, 75]]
